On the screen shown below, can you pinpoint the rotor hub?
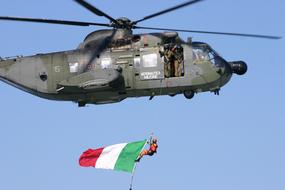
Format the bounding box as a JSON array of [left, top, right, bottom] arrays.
[[111, 17, 133, 30]]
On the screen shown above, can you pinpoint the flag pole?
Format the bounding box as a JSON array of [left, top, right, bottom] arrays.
[[129, 163, 138, 190], [129, 136, 153, 190], [129, 138, 148, 190]]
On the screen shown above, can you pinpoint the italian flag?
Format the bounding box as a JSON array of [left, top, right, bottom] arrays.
[[79, 140, 147, 173]]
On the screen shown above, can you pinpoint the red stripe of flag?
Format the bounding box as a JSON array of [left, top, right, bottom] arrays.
[[79, 147, 104, 167]]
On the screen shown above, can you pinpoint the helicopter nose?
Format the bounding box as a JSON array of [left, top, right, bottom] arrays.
[[229, 61, 248, 75]]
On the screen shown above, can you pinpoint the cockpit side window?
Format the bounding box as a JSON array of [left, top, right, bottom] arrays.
[[193, 48, 210, 61], [193, 45, 223, 67]]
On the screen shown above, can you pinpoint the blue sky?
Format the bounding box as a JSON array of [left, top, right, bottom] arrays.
[[0, 0, 284, 190]]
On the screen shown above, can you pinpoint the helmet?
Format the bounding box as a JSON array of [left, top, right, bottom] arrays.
[[176, 45, 183, 52], [152, 138, 157, 143], [164, 44, 170, 50]]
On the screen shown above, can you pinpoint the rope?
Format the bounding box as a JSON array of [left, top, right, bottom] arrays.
[[149, 132, 154, 144]]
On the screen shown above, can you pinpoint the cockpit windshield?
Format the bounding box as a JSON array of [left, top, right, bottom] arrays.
[[192, 42, 222, 67]]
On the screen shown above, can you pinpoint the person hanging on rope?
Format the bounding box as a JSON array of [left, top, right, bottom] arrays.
[[135, 137, 158, 162]]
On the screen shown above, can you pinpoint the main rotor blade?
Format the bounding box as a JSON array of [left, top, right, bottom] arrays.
[[133, 0, 204, 25], [0, 16, 111, 27], [74, 0, 118, 25], [135, 26, 282, 39]]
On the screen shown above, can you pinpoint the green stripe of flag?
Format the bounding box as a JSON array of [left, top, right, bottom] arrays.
[[114, 140, 147, 172]]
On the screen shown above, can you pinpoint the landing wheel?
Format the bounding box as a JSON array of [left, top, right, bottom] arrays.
[[183, 90, 195, 99], [78, 101, 87, 107]]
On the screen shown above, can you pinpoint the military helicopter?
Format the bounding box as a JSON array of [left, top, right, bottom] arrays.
[[0, 0, 281, 106]]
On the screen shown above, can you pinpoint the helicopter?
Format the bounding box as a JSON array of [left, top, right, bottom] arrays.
[[0, 0, 281, 107]]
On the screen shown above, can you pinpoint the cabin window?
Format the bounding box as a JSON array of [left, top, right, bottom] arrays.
[[142, 54, 157, 68], [39, 72, 48, 81], [101, 58, 112, 69], [134, 57, 140, 68], [69, 62, 79, 73]]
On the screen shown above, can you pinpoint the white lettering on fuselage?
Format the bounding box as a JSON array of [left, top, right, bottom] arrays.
[[140, 71, 161, 80]]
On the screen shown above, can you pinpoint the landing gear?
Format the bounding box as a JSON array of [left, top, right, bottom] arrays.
[[183, 90, 195, 99], [78, 101, 87, 107], [212, 88, 220, 95]]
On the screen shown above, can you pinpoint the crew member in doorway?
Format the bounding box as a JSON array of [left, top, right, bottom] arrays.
[[173, 45, 184, 77], [161, 44, 174, 78]]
